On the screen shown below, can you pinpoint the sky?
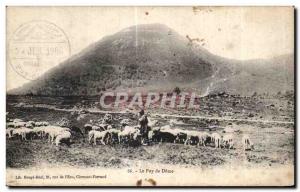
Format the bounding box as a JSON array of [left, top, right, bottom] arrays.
[[6, 6, 294, 90]]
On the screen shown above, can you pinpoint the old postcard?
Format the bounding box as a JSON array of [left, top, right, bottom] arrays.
[[6, 6, 294, 186]]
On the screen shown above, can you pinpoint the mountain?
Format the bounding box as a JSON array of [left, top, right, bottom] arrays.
[[199, 54, 294, 96], [8, 24, 294, 96]]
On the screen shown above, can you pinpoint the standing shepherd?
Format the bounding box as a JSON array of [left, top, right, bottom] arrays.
[[138, 109, 149, 145]]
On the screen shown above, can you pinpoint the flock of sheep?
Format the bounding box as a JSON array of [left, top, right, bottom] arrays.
[[6, 118, 72, 146], [6, 112, 254, 151]]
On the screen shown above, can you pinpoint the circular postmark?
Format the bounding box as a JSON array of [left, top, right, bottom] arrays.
[[9, 20, 71, 80]]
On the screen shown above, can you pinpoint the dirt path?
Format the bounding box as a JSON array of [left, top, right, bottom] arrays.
[[152, 113, 295, 125], [12, 103, 294, 125]]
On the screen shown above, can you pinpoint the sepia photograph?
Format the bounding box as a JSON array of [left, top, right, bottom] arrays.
[[5, 6, 295, 186]]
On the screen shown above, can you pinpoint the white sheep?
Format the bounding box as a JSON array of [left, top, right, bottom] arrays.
[[21, 128, 34, 140], [12, 127, 33, 140], [132, 131, 141, 142], [211, 132, 222, 148], [43, 126, 70, 143], [55, 131, 71, 146], [34, 122, 42, 127], [197, 132, 210, 146], [160, 124, 172, 130], [93, 130, 109, 145], [148, 130, 155, 141], [12, 128, 22, 138], [118, 126, 139, 143], [25, 122, 34, 128], [6, 128, 14, 138], [52, 127, 70, 143], [32, 126, 49, 139], [14, 121, 27, 128], [7, 122, 15, 128], [13, 119, 23, 123], [148, 126, 161, 142], [26, 121, 35, 127], [222, 134, 234, 149], [84, 123, 93, 128], [88, 130, 97, 144], [242, 134, 254, 151], [148, 119, 158, 128]]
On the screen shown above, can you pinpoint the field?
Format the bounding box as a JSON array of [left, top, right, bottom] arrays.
[[6, 93, 294, 170]]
